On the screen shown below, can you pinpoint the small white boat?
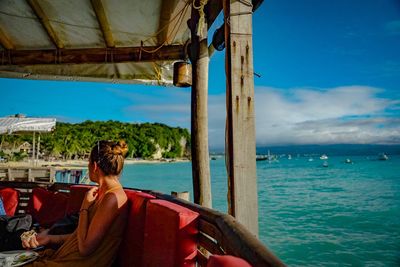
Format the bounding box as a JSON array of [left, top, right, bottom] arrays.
[[308, 158, 314, 162], [320, 154, 328, 160], [345, 158, 352, 164], [287, 154, 292, 160]]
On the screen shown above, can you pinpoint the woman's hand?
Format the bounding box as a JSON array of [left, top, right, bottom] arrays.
[[81, 187, 99, 210], [22, 229, 51, 249]]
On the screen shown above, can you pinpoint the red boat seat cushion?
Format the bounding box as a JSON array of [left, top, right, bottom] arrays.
[[27, 187, 68, 227], [142, 199, 199, 267], [66, 185, 93, 215], [0, 187, 19, 216], [207, 255, 252, 267], [117, 190, 155, 267]]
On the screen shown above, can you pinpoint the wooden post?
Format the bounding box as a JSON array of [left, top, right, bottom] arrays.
[[7, 168, 13, 181], [224, 0, 259, 236], [190, 1, 212, 208], [37, 134, 41, 161], [28, 168, 33, 182], [67, 170, 71, 183], [32, 132, 36, 164], [171, 191, 190, 201], [49, 167, 56, 183]]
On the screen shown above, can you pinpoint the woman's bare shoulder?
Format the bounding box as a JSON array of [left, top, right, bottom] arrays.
[[101, 189, 127, 208]]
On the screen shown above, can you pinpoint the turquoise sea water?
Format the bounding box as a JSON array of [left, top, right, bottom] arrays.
[[119, 155, 400, 266]]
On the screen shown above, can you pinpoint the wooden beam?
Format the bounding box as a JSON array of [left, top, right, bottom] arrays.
[[27, 0, 64, 49], [0, 26, 15, 50], [157, 0, 180, 45], [90, 0, 115, 48], [224, 0, 259, 236], [190, 1, 212, 208], [2, 45, 185, 65]]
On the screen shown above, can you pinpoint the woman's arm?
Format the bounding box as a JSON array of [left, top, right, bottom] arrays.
[[77, 190, 126, 256], [49, 233, 70, 245]]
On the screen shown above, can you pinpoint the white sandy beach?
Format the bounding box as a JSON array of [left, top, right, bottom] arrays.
[[0, 158, 190, 169]]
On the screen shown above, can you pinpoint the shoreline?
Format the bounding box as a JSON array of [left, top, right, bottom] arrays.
[[0, 158, 190, 169]]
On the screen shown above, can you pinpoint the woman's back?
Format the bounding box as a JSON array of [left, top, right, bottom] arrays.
[[28, 189, 128, 267]]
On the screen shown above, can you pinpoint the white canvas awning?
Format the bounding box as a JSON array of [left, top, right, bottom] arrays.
[[0, 117, 56, 134], [0, 0, 221, 85]]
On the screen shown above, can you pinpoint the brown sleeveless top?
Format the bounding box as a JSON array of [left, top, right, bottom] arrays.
[[27, 191, 128, 267]]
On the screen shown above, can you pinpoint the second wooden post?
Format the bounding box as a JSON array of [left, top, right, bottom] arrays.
[[189, 1, 212, 208]]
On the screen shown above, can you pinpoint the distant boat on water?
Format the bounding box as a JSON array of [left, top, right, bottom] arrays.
[[378, 153, 389, 161], [345, 158, 352, 164], [256, 155, 268, 161], [257, 150, 279, 163], [287, 154, 292, 160], [320, 154, 328, 160]]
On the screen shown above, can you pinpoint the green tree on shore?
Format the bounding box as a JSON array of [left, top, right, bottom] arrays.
[[0, 121, 190, 161]]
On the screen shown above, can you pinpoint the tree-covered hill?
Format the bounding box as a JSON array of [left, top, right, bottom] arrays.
[[0, 121, 190, 160]]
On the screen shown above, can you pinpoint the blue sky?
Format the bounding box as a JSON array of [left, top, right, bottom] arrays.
[[1, 0, 399, 147]]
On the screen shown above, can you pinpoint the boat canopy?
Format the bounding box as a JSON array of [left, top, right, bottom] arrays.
[[0, 116, 56, 134], [0, 0, 202, 85]]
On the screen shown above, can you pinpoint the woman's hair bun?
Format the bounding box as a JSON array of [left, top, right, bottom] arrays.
[[112, 140, 129, 157]]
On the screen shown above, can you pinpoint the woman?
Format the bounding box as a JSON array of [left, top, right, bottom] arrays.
[[22, 140, 129, 266]]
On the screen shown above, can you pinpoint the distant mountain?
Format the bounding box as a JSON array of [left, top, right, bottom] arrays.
[[256, 144, 400, 156]]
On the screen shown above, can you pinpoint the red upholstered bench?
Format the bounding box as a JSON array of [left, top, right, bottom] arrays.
[[207, 255, 253, 267], [65, 185, 93, 215], [117, 190, 155, 267], [27, 187, 69, 227], [0, 187, 19, 216], [142, 199, 199, 267]]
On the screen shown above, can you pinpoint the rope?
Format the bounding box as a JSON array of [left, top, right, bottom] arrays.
[[139, 41, 143, 61], [153, 62, 162, 84], [193, 0, 208, 38]]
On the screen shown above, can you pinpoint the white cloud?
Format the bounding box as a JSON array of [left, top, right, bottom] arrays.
[[209, 86, 400, 147], [111, 85, 400, 147]]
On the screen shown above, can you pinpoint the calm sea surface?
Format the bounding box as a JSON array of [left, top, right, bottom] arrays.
[[118, 155, 400, 266]]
